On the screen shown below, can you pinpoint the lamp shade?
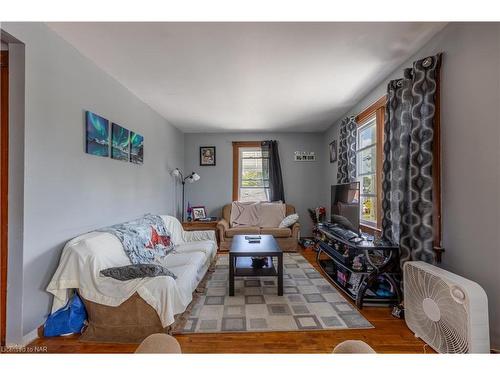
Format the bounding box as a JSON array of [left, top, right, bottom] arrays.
[[172, 168, 181, 177], [186, 172, 200, 183]]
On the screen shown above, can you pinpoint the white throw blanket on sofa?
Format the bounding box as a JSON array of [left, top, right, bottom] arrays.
[[46, 215, 217, 327]]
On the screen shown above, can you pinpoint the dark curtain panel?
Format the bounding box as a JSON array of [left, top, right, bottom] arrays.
[[381, 53, 441, 266], [337, 116, 357, 183], [262, 140, 285, 202]]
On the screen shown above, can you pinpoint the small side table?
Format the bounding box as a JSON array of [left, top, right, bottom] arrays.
[[182, 220, 220, 247]]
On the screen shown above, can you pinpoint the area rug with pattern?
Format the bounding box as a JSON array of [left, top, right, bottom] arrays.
[[174, 253, 373, 333]]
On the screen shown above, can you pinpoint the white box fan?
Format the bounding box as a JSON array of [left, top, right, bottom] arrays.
[[403, 261, 490, 353]]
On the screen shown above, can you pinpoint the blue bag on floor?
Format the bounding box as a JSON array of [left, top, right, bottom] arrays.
[[43, 292, 87, 337]]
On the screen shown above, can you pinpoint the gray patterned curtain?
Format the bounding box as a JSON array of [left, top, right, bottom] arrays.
[[381, 53, 441, 266], [337, 116, 357, 183]]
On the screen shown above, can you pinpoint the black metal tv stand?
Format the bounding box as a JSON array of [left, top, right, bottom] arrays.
[[314, 222, 402, 308]]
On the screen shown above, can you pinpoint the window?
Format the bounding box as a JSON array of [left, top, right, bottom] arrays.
[[355, 96, 386, 231], [357, 115, 378, 227], [239, 147, 269, 201], [232, 142, 269, 202]]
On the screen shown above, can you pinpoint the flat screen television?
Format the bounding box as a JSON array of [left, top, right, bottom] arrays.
[[331, 182, 360, 232]]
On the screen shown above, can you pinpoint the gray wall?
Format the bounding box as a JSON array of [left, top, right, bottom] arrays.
[[184, 132, 324, 235], [5, 39, 26, 345], [2, 23, 185, 343], [321, 23, 500, 348]]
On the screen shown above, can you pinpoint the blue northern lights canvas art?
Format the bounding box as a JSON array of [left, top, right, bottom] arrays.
[[111, 123, 130, 161], [130, 132, 144, 164], [85, 111, 110, 157]]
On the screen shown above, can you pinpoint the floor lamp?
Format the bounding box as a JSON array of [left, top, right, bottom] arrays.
[[172, 168, 200, 221]]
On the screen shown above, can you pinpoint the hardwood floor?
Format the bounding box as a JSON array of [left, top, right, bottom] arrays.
[[28, 247, 430, 353]]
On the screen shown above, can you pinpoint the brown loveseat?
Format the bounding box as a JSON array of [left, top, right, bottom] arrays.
[[217, 203, 300, 252]]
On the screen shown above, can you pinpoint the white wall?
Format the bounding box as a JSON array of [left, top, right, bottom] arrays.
[[2, 23, 185, 343], [322, 22, 500, 348], [184, 132, 324, 235]]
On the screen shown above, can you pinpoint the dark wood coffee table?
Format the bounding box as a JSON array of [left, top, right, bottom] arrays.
[[229, 235, 283, 296]]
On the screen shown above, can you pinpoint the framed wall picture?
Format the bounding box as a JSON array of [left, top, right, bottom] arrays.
[[111, 123, 130, 161], [130, 131, 144, 164], [192, 206, 207, 220], [329, 140, 337, 163], [85, 111, 110, 157], [200, 146, 216, 166]]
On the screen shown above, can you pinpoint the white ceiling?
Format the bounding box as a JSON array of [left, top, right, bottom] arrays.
[[47, 22, 446, 133]]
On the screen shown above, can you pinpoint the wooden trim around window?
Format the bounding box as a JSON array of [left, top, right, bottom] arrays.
[[374, 105, 385, 232], [232, 141, 262, 201], [356, 96, 387, 125], [1, 50, 9, 347], [355, 95, 386, 231]]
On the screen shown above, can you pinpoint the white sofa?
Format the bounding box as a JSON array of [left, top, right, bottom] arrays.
[[47, 215, 217, 340]]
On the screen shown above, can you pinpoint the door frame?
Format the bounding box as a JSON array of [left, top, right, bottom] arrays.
[[0, 49, 9, 347]]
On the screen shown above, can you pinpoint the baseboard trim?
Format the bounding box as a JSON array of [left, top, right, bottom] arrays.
[[21, 326, 40, 346]]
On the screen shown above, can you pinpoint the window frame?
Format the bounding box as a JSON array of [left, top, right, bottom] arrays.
[[238, 146, 270, 200], [232, 141, 268, 202], [356, 115, 378, 228], [355, 96, 386, 233]]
